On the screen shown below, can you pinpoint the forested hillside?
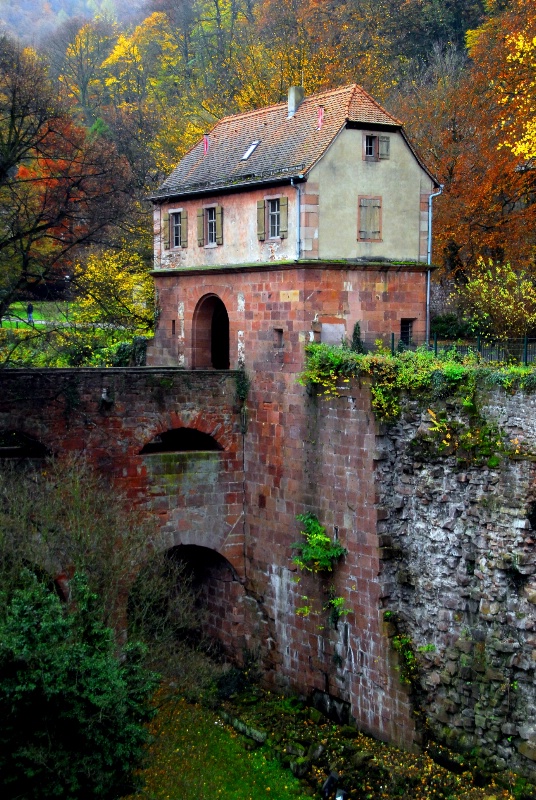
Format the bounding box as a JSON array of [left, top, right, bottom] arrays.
[[0, 0, 534, 361]]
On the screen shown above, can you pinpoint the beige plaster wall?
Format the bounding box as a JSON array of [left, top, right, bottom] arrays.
[[310, 128, 435, 262], [153, 185, 298, 269]]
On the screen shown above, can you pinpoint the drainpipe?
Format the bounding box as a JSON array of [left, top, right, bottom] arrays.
[[426, 184, 444, 345], [290, 178, 301, 260]]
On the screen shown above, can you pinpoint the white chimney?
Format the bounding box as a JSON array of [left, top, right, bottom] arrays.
[[288, 86, 305, 118]]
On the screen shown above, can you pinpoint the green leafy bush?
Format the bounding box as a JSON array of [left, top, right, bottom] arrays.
[[430, 313, 473, 340], [292, 513, 347, 573], [0, 573, 158, 800], [299, 342, 536, 422]]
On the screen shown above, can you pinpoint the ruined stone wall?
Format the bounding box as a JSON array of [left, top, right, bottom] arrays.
[[3, 367, 536, 772], [0, 368, 251, 657], [376, 391, 536, 778]]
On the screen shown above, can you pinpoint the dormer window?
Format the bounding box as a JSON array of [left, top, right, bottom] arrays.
[[241, 140, 260, 161]]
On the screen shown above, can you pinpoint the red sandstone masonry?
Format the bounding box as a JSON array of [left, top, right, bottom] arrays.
[[146, 263, 419, 748], [1, 260, 423, 748]]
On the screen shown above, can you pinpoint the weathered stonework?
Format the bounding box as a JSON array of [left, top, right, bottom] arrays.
[[2, 368, 536, 776], [376, 391, 536, 777]]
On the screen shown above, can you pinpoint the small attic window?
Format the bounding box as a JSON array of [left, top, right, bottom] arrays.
[[241, 140, 260, 160]]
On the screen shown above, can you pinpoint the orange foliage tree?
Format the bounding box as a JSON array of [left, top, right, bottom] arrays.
[[393, 4, 536, 276]]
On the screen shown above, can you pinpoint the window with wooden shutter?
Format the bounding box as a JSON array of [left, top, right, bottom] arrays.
[[379, 136, 390, 160], [279, 196, 288, 239], [197, 209, 205, 246], [162, 211, 170, 250], [215, 205, 223, 245], [358, 196, 382, 241], [181, 209, 188, 247], [257, 200, 265, 240]]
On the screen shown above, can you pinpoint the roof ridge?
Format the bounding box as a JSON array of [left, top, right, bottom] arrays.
[[348, 84, 402, 126], [210, 99, 287, 128]]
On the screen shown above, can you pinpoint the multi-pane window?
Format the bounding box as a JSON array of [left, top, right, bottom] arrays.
[[268, 198, 280, 238], [257, 197, 288, 241], [171, 212, 182, 248], [163, 209, 187, 250], [197, 206, 223, 246], [206, 207, 217, 244], [365, 135, 377, 159], [400, 319, 414, 346]]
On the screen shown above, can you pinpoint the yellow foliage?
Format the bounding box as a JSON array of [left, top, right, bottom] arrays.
[[74, 249, 154, 332]]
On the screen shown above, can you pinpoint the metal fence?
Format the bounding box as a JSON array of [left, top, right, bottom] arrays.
[[353, 334, 536, 365]]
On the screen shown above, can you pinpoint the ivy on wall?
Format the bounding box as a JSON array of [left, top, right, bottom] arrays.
[[300, 343, 536, 424]]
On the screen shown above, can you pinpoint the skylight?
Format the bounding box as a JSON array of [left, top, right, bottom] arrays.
[[241, 140, 260, 160]]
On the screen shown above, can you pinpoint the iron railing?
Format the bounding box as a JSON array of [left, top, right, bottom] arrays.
[[350, 334, 536, 366]]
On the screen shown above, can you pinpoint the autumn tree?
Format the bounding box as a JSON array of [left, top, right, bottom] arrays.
[[0, 36, 133, 321], [455, 259, 536, 339], [392, 16, 536, 274], [73, 248, 154, 332]]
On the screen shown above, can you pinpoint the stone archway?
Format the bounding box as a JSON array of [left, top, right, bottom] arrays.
[[192, 294, 230, 369], [150, 544, 249, 662]]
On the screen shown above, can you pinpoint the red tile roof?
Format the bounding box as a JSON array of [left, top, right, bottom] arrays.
[[151, 85, 423, 200]]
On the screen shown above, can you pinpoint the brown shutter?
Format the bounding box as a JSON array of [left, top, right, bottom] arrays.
[[370, 198, 381, 238], [181, 209, 188, 247], [257, 199, 265, 241], [215, 205, 223, 245], [359, 197, 381, 240], [197, 209, 205, 246], [279, 196, 288, 239], [379, 136, 390, 159], [163, 211, 170, 250]]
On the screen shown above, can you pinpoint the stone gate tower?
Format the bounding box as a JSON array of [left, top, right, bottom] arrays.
[[147, 84, 440, 747]]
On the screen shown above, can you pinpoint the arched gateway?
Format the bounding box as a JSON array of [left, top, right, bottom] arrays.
[[192, 294, 230, 369]]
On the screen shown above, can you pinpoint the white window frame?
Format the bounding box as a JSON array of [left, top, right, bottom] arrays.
[[363, 132, 390, 162], [268, 198, 281, 239], [169, 209, 183, 248], [206, 206, 217, 245]]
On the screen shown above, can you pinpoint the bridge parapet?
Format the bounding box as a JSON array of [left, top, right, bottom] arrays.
[[0, 368, 245, 574]]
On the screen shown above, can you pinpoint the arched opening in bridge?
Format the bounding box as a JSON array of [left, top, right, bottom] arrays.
[[192, 294, 230, 369], [129, 545, 247, 666], [0, 430, 50, 460], [139, 427, 223, 454]]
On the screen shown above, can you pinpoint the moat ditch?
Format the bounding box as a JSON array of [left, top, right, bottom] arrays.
[[132, 683, 536, 800]]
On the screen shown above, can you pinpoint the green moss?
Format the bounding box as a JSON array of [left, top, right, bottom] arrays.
[[300, 343, 536, 431]]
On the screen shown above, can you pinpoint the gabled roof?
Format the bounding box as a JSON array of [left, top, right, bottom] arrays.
[[150, 84, 434, 200]]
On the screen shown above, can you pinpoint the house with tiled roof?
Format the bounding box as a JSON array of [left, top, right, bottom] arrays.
[[148, 84, 439, 367], [144, 89, 442, 742]]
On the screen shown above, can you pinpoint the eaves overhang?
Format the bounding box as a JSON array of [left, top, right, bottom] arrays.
[[148, 172, 307, 204]]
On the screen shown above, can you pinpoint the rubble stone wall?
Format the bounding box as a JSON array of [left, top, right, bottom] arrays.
[[376, 391, 536, 777]]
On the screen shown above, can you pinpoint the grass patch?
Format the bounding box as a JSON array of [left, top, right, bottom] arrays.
[[7, 301, 73, 323], [127, 693, 310, 800], [128, 687, 529, 800]]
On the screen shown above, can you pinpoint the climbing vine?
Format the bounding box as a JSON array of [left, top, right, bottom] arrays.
[[291, 514, 349, 628], [299, 343, 536, 423]]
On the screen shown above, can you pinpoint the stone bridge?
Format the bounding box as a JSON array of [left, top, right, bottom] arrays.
[[3, 366, 536, 778], [0, 368, 252, 652]]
